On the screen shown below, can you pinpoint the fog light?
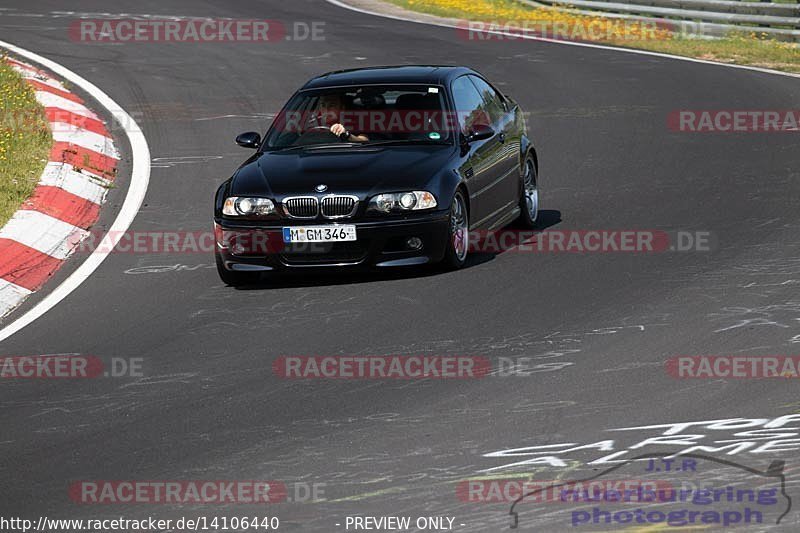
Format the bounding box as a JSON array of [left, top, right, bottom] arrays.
[[406, 237, 423, 250]]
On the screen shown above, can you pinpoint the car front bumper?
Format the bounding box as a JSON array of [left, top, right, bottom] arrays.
[[214, 212, 450, 271]]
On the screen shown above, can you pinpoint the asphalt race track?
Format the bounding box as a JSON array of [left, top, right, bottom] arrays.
[[1, 1, 799, 531]]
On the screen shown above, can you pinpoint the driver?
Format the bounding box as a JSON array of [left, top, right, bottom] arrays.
[[316, 94, 369, 143]]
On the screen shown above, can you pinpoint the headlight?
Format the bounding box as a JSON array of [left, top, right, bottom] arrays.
[[223, 197, 276, 217], [399, 192, 417, 209], [368, 191, 437, 213]]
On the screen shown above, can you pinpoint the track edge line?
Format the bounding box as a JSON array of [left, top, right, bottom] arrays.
[[0, 40, 152, 343], [324, 0, 800, 80]]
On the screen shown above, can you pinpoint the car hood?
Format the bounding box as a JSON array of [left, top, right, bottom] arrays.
[[230, 144, 455, 198]]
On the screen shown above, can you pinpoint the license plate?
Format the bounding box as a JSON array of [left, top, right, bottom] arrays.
[[283, 225, 357, 243]]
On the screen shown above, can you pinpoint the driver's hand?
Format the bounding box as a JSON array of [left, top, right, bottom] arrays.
[[330, 123, 347, 137]]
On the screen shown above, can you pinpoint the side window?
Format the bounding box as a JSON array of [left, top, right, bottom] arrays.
[[451, 76, 490, 135], [468, 75, 505, 124]]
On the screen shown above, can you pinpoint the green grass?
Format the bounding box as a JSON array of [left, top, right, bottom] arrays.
[[386, 0, 800, 74], [626, 31, 800, 73], [0, 55, 52, 228], [388, 0, 530, 19]]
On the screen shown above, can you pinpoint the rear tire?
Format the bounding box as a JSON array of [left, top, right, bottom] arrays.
[[215, 251, 261, 286], [517, 157, 539, 229], [442, 190, 469, 270]]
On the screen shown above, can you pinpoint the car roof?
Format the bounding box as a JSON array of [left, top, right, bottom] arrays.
[[301, 65, 478, 90]]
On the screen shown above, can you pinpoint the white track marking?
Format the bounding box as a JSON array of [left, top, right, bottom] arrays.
[[0, 211, 88, 260], [0, 40, 151, 342], [50, 122, 120, 158], [324, 0, 800, 80], [9, 63, 67, 89], [0, 281, 31, 318], [39, 162, 109, 204], [34, 91, 99, 119]]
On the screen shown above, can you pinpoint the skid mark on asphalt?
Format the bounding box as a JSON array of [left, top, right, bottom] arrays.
[[342, 321, 668, 375], [33, 423, 93, 434], [124, 263, 216, 274], [150, 155, 224, 168], [0, 391, 182, 419], [118, 372, 198, 388], [659, 235, 800, 346], [194, 113, 273, 121], [709, 303, 800, 334], [503, 400, 576, 415], [597, 361, 663, 373], [528, 105, 655, 119], [327, 486, 406, 503], [188, 307, 358, 335], [29, 407, 72, 417], [186, 288, 387, 334]]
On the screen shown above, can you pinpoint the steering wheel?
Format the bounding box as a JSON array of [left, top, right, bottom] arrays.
[[294, 125, 342, 146]]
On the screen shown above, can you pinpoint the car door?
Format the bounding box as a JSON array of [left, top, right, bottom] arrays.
[[468, 75, 520, 219], [451, 75, 506, 228]]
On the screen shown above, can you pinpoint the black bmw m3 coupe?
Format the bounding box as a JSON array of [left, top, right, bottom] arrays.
[[213, 65, 539, 285]]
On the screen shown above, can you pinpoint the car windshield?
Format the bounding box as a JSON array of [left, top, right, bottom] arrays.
[[264, 84, 454, 149]]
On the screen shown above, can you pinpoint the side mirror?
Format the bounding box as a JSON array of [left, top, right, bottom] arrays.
[[236, 131, 261, 149], [466, 124, 495, 143]]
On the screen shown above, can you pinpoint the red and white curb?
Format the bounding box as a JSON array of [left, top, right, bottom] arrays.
[[0, 57, 119, 318]]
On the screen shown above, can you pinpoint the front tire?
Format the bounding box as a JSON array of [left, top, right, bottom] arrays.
[[517, 157, 539, 229], [442, 190, 469, 270], [215, 251, 261, 286]]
